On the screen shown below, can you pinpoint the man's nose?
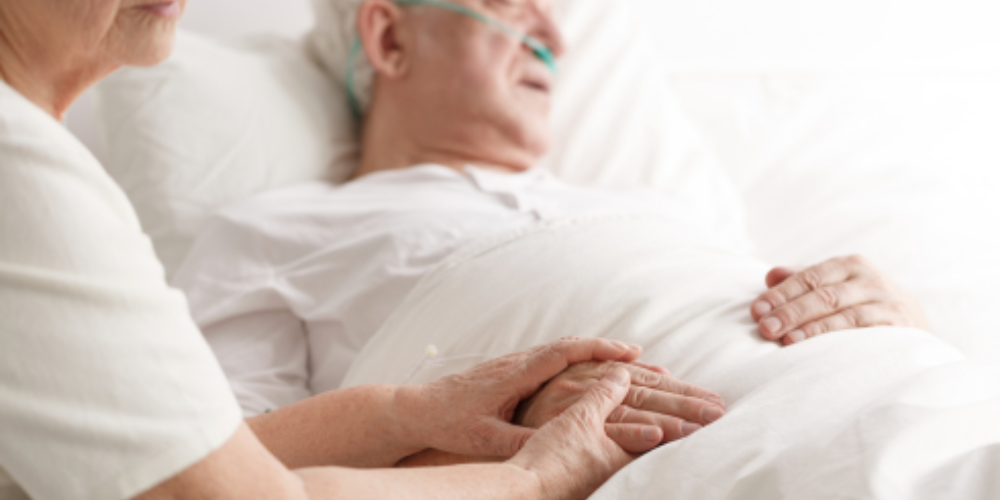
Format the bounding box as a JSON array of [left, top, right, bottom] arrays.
[[527, 7, 566, 59]]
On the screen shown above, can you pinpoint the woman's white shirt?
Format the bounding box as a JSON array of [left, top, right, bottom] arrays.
[[0, 81, 242, 500], [173, 165, 680, 416]]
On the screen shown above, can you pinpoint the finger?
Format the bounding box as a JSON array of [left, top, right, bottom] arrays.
[[563, 368, 631, 427], [608, 407, 702, 443], [621, 386, 726, 425], [630, 360, 671, 376], [615, 364, 724, 408], [764, 266, 803, 288], [781, 303, 900, 346], [514, 338, 640, 396], [757, 282, 884, 340], [752, 256, 870, 322], [605, 423, 663, 453]]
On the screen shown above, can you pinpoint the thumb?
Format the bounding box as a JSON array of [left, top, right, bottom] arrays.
[[484, 421, 537, 458], [564, 368, 631, 426]]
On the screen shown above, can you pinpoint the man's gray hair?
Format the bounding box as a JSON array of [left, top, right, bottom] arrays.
[[308, 0, 375, 116]]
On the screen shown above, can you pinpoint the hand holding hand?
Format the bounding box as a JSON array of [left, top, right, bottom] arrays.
[[514, 360, 725, 452], [394, 337, 643, 459], [751, 255, 931, 346], [509, 368, 641, 500]]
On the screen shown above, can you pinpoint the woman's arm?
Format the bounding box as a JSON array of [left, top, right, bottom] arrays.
[[250, 338, 647, 469], [139, 369, 640, 500]]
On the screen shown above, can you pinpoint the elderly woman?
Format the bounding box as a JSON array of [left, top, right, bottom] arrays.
[[0, 1, 722, 500]]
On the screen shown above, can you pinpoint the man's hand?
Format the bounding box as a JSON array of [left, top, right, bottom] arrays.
[[751, 255, 932, 346], [513, 361, 726, 451], [393, 337, 644, 459]]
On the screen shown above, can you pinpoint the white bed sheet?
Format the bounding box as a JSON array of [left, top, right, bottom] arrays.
[[341, 214, 1000, 499]]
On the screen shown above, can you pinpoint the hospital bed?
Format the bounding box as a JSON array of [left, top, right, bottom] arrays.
[[65, 0, 1000, 497]]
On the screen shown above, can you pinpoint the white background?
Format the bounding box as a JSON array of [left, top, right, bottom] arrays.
[[66, 0, 1000, 156]]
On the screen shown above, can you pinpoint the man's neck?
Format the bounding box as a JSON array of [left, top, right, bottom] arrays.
[[353, 104, 523, 180]]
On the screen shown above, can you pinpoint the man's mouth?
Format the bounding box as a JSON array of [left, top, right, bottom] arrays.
[[134, 1, 182, 18], [520, 77, 551, 94]]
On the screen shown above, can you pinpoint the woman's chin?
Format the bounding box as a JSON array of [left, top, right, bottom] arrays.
[[127, 31, 177, 67]]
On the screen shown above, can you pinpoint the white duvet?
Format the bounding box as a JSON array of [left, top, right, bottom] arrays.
[[341, 214, 1000, 499]]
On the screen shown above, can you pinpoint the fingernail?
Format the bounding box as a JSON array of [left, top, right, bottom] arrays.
[[641, 426, 661, 442], [606, 368, 629, 387], [701, 406, 725, 424], [788, 330, 806, 343], [752, 301, 772, 316], [682, 422, 702, 436], [762, 317, 782, 335], [612, 340, 630, 351]]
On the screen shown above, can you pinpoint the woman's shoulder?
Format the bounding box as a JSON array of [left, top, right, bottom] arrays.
[[0, 81, 162, 281]]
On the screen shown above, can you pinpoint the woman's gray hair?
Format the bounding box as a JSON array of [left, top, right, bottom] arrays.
[[308, 0, 375, 116]]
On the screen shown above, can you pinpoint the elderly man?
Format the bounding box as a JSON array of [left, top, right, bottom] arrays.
[[173, 0, 932, 490]]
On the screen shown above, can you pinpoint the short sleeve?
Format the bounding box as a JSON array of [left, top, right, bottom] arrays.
[[0, 83, 242, 500]]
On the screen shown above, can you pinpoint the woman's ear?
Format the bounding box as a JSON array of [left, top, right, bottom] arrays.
[[357, 0, 409, 79]]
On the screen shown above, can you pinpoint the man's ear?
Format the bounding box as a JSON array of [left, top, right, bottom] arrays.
[[357, 0, 409, 79]]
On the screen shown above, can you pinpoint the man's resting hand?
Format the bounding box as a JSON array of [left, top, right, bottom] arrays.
[[752, 255, 932, 346]]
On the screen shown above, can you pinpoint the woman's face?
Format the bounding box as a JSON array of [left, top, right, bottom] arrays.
[[0, 0, 186, 70]]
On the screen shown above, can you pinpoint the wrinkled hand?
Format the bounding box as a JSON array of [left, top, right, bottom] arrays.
[[394, 337, 643, 459], [751, 255, 932, 346], [513, 361, 725, 451], [509, 368, 641, 500]]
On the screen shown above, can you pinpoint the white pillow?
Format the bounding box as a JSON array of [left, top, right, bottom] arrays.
[[97, 33, 358, 276]]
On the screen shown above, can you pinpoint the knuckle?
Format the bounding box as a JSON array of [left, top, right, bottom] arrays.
[[842, 308, 863, 329], [625, 386, 652, 408], [608, 405, 631, 423], [803, 321, 827, 338], [763, 290, 787, 307], [815, 287, 841, 311], [589, 383, 618, 406], [633, 367, 663, 387], [799, 270, 824, 291]]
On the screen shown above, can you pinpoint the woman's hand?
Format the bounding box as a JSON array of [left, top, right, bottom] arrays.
[[393, 337, 644, 459], [509, 368, 647, 500], [513, 361, 725, 451], [751, 255, 932, 346]]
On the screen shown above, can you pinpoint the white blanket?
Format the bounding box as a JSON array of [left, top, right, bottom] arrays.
[[341, 214, 1000, 499]]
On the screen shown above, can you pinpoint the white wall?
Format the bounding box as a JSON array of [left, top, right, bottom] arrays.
[[638, 0, 1000, 71]]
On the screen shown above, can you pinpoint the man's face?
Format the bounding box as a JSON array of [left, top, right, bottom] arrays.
[[390, 0, 565, 171]]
